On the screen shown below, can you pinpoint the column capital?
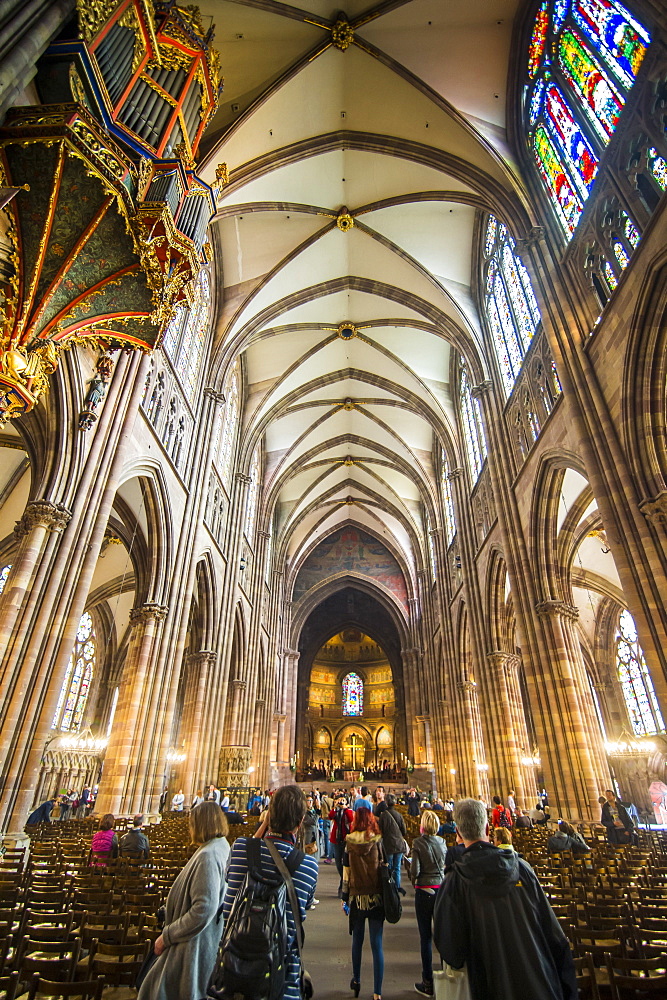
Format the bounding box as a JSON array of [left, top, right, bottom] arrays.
[[231, 678, 247, 691], [471, 380, 493, 399], [535, 599, 579, 621], [487, 650, 521, 676], [447, 468, 464, 481], [514, 227, 546, 257], [235, 473, 252, 485], [457, 680, 477, 693], [255, 697, 266, 706], [429, 526, 442, 536], [257, 529, 271, 540], [203, 387, 225, 404], [280, 647, 300, 660], [639, 491, 667, 525], [273, 713, 287, 723], [129, 603, 169, 625], [14, 500, 72, 538]]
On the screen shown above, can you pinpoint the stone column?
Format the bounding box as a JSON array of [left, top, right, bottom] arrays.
[[95, 603, 168, 815], [456, 679, 489, 800], [486, 651, 536, 807], [180, 650, 216, 796], [535, 600, 610, 819]]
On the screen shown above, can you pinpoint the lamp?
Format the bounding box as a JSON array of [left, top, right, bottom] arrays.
[[604, 729, 656, 757]]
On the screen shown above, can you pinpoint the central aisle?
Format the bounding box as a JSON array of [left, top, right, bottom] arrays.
[[302, 857, 427, 999]]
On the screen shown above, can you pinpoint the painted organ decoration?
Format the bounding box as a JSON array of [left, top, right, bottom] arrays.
[[0, 0, 222, 419], [305, 631, 397, 770]]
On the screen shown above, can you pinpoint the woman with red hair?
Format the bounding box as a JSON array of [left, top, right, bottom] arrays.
[[342, 806, 385, 1000]]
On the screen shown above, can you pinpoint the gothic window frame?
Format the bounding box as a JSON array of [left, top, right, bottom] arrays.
[[441, 452, 457, 547], [524, 0, 652, 242], [161, 267, 211, 403], [615, 608, 665, 736], [481, 216, 542, 397], [217, 363, 240, 487], [244, 447, 261, 546], [342, 671, 364, 717], [458, 356, 487, 484], [52, 610, 97, 733]]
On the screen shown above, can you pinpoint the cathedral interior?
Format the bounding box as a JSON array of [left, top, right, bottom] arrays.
[[1, 0, 667, 836]]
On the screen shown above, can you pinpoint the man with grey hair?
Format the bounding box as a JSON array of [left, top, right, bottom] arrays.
[[433, 798, 576, 1000]]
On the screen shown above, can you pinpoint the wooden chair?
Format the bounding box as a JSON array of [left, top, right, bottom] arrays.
[[88, 939, 150, 987], [27, 974, 105, 1000], [573, 952, 601, 1000], [0, 971, 18, 1000], [605, 954, 667, 999]]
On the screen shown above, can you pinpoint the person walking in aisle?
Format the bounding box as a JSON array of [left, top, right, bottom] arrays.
[[410, 810, 446, 997], [376, 792, 407, 892], [330, 794, 354, 897], [342, 806, 385, 1000], [171, 789, 185, 812], [138, 802, 230, 1000]]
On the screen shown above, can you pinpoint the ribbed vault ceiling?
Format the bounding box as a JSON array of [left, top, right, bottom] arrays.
[[198, 0, 529, 594]]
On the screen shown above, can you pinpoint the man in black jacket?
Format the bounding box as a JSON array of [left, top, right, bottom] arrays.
[[433, 798, 576, 1000], [376, 792, 407, 892], [119, 814, 150, 858]]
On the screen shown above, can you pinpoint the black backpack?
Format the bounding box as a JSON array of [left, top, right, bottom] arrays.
[[498, 807, 512, 829], [214, 838, 304, 1000]]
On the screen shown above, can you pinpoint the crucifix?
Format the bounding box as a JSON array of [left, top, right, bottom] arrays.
[[343, 733, 364, 769]]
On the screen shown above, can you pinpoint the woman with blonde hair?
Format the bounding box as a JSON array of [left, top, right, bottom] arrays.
[[410, 809, 446, 997], [138, 801, 230, 1000]]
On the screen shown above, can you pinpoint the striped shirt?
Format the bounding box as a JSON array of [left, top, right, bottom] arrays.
[[223, 836, 319, 1000]]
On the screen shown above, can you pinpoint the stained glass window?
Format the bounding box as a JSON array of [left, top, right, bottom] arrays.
[[459, 357, 487, 482], [623, 214, 640, 249], [0, 564, 11, 595], [161, 269, 211, 403], [244, 448, 260, 544], [616, 609, 665, 736], [483, 217, 542, 396], [441, 453, 457, 546], [603, 259, 618, 289], [525, 1, 651, 240], [218, 364, 240, 486], [342, 672, 363, 716], [613, 240, 629, 269], [52, 612, 96, 732], [648, 148, 667, 191]]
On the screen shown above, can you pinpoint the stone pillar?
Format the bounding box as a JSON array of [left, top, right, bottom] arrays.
[[180, 650, 216, 797], [535, 600, 611, 819], [225, 678, 248, 748], [95, 603, 168, 815], [456, 680, 489, 801], [486, 651, 536, 807]]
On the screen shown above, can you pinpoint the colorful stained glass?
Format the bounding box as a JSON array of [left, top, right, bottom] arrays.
[[488, 296, 518, 396], [533, 125, 584, 235], [558, 27, 624, 141], [0, 564, 11, 595], [218, 365, 240, 485], [603, 259, 618, 290], [572, 0, 650, 90], [648, 148, 667, 191], [342, 672, 363, 716], [616, 609, 665, 736], [484, 215, 497, 257], [553, 0, 570, 34], [53, 611, 95, 732], [529, 77, 546, 125], [613, 240, 629, 269], [441, 453, 456, 546], [623, 214, 640, 248], [492, 272, 524, 373], [460, 358, 486, 481], [544, 83, 599, 196], [529, 2, 550, 78], [500, 243, 540, 351]]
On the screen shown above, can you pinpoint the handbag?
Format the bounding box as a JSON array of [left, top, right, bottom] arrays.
[[433, 965, 471, 1000], [266, 840, 314, 999], [378, 849, 402, 924]]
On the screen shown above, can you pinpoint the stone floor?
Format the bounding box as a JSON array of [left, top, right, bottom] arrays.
[[302, 857, 426, 1000]]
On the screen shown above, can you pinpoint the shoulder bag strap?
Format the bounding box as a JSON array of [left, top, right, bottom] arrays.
[[265, 840, 306, 958]]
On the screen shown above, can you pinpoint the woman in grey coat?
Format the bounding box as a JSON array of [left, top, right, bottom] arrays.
[[139, 802, 230, 1000], [410, 810, 446, 997]]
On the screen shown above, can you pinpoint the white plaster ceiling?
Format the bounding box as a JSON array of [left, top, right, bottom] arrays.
[[199, 0, 526, 586]]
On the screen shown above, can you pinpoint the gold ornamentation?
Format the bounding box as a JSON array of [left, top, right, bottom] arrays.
[[140, 72, 178, 107], [173, 140, 195, 170], [118, 3, 145, 73], [215, 162, 228, 186], [0, 343, 61, 419], [337, 322, 357, 339], [332, 17, 354, 51], [336, 209, 354, 232], [137, 156, 153, 198], [76, 0, 121, 43], [156, 43, 192, 74]]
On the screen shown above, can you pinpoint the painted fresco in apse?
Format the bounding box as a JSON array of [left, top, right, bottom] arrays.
[[292, 527, 408, 607]]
